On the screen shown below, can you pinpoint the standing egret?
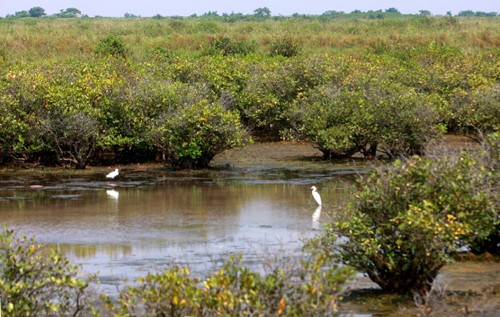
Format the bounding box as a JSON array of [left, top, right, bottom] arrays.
[[311, 186, 322, 206], [106, 168, 119, 179]]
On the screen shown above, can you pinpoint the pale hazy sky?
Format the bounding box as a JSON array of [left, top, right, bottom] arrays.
[[1, 0, 498, 17]]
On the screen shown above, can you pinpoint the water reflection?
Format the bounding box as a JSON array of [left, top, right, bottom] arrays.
[[106, 189, 119, 199], [0, 168, 355, 295], [312, 205, 322, 230]]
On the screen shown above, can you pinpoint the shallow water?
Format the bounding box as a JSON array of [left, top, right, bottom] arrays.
[[0, 166, 354, 295]]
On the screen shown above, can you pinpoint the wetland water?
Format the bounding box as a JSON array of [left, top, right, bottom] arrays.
[[0, 164, 355, 295]]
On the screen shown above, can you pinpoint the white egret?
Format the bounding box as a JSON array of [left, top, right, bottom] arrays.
[[311, 186, 322, 206], [106, 168, 119, 179]]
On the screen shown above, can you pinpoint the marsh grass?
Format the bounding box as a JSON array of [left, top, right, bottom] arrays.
[[0, 16, 498, 63]]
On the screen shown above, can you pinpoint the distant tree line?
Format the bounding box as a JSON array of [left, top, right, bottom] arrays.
[[6, 6, 83, 18], [2, 6, 498, 19], [457, 10, 498, 17]]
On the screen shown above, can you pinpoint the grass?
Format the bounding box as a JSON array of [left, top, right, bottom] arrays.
[[0, 16, 498, 63]]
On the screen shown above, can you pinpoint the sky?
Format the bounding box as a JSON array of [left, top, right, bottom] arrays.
[[1, 0, 498, 17]]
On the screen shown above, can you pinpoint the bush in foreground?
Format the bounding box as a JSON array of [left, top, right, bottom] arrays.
[[105, 255, 354, 316], [0, 227, 97, 316], [1, 225, 355, 316], [309, 144, 497, 294]]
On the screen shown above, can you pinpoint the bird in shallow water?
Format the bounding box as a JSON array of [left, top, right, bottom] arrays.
[[311, 186, 322, 206], [106, 168, 119, 179]]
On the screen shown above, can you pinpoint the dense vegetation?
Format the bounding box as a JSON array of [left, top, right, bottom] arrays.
[[0, 12, 498, 315], [0, 15, 498, 168]]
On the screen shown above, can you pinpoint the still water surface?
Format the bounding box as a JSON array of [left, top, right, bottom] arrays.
[[0, 166, 355, 294]]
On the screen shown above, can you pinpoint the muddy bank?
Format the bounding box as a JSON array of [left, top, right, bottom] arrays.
[[212, 134, 480, 168], [1, 135, 479, 174]]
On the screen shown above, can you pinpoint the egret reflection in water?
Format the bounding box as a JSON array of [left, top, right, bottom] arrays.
[[106, 189, 119, 199], [312, 205, 321, 230]]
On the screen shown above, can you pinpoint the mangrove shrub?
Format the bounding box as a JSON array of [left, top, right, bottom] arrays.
[[294, 80, 442, 158], [313, 151, 497, 294], [0, 228, 97, 316], [469, 132, 500, 254], [106, 255, 354, 316], [148, 98, 246, 168], [40, 110, 100, 169]]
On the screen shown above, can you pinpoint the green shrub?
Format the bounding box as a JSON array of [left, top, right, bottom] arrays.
[[293, 79, 442, 159], [163, 55, 249, 98], [95, 62, 179, 160], [238, 57, 328, 134], [0, 103, 31, 162], [406, 46, 498, 134], [292, 84, 369, 158], [0, 19, 497, 168], [108, 266, 201, 316], [202, 35, 256, 56], [311, 153, 497, 294], [106, 255, 354, 316], [195, 55, 249, 98], [365, 81, 443, 158], [40, 110, 100, 169], [469, 132, 500, 254], [269, 34, 302, 57], [448, 84, 500, 134], [147, 97, 245, 168], [0, 227, 97, 316], [94, 35, 128, 58], [0, 64, 56, 161]]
